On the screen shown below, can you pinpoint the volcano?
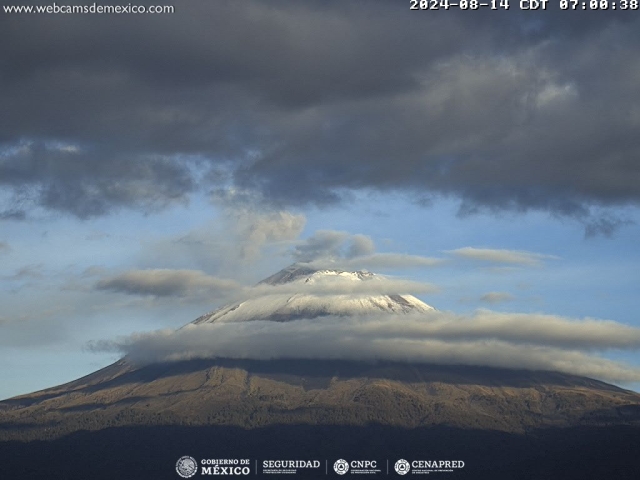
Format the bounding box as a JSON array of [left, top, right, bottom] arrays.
[[1, 265, 640, 479], [192, 264, 434, 324]]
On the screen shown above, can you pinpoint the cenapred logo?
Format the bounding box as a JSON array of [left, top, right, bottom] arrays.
[[334, 459, 349, 475], [394, 459, 410, 475], [176, 456, 198, 478]]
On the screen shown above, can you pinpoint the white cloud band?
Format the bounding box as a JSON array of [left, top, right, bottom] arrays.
[[90, 310, 640, 384]]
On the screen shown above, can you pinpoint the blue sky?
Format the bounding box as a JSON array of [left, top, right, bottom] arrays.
[[2, 192, 639, 399], [2, 1, 640, 399]]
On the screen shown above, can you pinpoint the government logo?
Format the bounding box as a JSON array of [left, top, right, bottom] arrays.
[[334, 459, 349, 475], [176, 456, 198, 478], [394, 459, 410, 476]]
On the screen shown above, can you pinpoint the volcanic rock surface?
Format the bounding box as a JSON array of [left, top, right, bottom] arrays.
[[2, 265, 640, 479]]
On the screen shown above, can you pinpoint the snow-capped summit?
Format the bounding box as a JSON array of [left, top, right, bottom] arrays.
[[258, 263, 375, 286], [192, 263, 434, 325]]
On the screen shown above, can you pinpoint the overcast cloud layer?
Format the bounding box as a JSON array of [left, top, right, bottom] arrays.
[[1, 1, 640, 232], [91, 311, 640, 384]]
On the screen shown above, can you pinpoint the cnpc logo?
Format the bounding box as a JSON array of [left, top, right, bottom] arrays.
[[333, 459, 349, 475]]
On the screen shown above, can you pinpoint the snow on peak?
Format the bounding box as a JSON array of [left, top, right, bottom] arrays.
[[258, 263, 374, 286], [192, 264, 434, 325]]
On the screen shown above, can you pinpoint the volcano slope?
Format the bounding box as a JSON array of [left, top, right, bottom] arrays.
[[1, 265, 640, 479]]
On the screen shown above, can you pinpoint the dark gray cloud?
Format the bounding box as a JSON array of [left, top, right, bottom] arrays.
[[1, 1, 639, 228], [0, 209, 26, 220], [0, 142, 194, 218], [584, 214, 634, 238]]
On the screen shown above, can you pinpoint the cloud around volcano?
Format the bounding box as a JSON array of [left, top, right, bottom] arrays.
[[90, 308, 640, 384]]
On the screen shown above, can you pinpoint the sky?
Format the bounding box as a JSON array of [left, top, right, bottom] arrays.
[[1, 0, 640, 400]]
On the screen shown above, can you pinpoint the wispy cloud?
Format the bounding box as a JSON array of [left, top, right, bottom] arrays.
[[307, 253, 444, 270], [96, 269, 241, 299], [249, 276, 439, 297], [480, 292, 514, 304], [447, 247, 558, 266], [9, 264, 45, 280], [140, 208, 306, 279], [294, 230, 443, 270], [233, 209, 306, 261], [94, 266, 438, 308]]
